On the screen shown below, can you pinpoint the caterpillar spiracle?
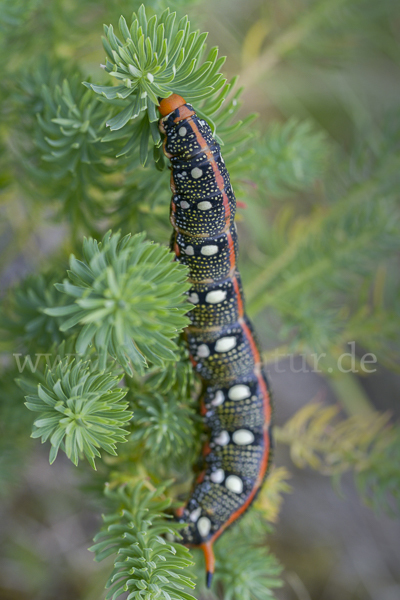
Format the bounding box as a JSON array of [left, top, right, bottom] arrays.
[[159, 94, 273, 587]]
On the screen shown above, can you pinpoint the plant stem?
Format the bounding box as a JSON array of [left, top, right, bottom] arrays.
[[327, 371, 374, 416]]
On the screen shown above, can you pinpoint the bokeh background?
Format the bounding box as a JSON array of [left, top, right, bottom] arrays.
[[1, 0, 400, 599]]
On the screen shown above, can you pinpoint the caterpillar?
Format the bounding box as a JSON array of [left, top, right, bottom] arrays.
[[158, 94, 272, 588]]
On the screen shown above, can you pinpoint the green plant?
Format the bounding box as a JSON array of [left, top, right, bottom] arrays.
[[90, 482, 197, 600], [23, 358, 131, 468], [86, 5, 227, 166], [45, 231, 191, 375]]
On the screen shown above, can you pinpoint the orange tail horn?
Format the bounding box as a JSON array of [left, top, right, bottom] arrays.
[[201, 541, 215, 588]]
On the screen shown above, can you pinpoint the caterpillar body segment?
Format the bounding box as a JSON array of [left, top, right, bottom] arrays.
[[159, 94, 272, 587]]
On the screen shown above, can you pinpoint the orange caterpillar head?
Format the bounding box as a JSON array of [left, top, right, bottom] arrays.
[[158, 93, 187, 117]]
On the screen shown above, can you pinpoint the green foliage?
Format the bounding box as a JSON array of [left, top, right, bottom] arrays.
[[356, 424, 400, 515], [98, 5, 224, 110], [144, 345, 195, 396], [0, 271, 69, 352], [86, 4, 228, 164], [129, 389, 196, 463], [90, 482, 196, 600], [107, 161, 173, 244], [275, 402, 400, 514], [0, 370, 35, 493], [255, 118, 329, 195], [0, 0, 34, 31], [122, 346, 198, 467], [254, 466, 292, 523], [14, 64, 116, 232], [14, 59, 72, 131], [246, 179, 400, 358], [212, 538, 282, 600], [45, 231, 191, 375], [285, 0, 398, 68], [36, 76, 111, 176], [23, 358, 131, 468]]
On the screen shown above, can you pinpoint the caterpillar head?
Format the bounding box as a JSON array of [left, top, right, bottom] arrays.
[[159, 93, 187, 117]]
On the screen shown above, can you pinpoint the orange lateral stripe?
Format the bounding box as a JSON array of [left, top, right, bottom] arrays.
[[256, 366, 272, 425], [200, 397, 207, 417], [170, 172, 177, 194], [232, 276, 244, 318], [241, 318, 272, 423], [163, 137, 172, 159], [240, 318, 260, 364], [202, 440, 211, 456], [196, 470, 206, 484], [170, 196, 177, 229], [185, 118, 232, 224], [226, 230, 236, 271]]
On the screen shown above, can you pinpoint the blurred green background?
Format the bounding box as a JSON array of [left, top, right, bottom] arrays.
[[1, 0, 400, 599]]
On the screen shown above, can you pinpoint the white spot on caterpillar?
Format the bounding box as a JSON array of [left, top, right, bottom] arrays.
[[178, 126, 187, 136], [180, 201, 190, 209], [189, 507, 202, 522], [197, 344, 210, 358], [201, 245, 218, 256], [225, 475, 243, 494], [191, 167, 202, 179], [232, 429, 255, 445], [210, 469, 225, 484], [214, 430, 229, 446], [198, 201, 212, 211], [206, 290, 227, 304], [228, 384, 251, 401], [211, 390, 225, 406], [184, 245, 194, 255], [197, 516, 211, 537], [215, 336, 236, 353], [187, 293, 199, 304]]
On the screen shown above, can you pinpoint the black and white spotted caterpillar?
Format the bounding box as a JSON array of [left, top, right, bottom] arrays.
[[158, 94, 272, 587]]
